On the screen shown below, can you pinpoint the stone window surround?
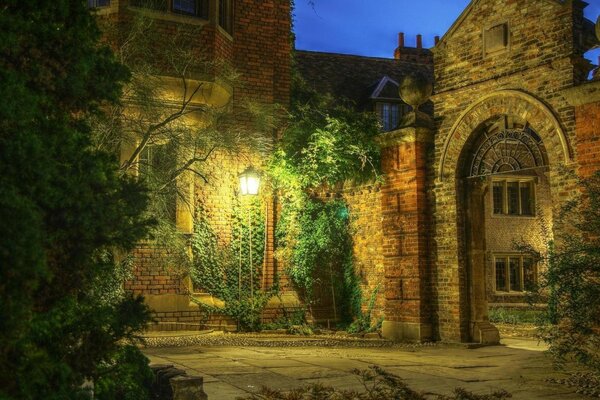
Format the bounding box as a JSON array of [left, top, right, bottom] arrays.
[[483, 20, 510, 59], [128, 0, 234, 39], [493, 253, 537, 294], [489, 175, 537, 218]]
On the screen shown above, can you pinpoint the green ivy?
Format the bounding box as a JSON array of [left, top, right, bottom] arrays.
[[267, 68, 382, 325], [190, 195, 273, 331]]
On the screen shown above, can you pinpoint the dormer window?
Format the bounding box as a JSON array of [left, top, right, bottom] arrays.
[[377, 103, 399, 131], [375, 102, 411, 131]]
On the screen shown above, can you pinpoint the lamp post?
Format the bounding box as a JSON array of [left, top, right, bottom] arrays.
[[238, 166, 260, 301]]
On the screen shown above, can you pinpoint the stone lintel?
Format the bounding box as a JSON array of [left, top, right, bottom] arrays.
[[382, 321, 432, 342], [561, 80, 600, 106], [376, 125, 433, 148]]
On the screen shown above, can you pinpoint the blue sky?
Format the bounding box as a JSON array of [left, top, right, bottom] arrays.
[[294, 0, 600, 65]]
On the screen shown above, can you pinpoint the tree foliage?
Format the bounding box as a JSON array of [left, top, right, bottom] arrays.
[[0, 1, 152, 398]]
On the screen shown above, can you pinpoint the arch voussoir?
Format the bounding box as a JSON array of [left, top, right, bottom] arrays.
[[438, 90, 571, 181]]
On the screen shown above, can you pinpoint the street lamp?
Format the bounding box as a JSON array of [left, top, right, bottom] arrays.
[[238, 166, 261, 303], [239, 166, 260, 196]]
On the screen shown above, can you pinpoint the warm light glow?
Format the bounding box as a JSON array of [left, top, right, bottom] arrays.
[[239, 166, 260, 196]]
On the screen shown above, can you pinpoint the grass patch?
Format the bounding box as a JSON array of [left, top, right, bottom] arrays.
[[488, 307, 543, 325]]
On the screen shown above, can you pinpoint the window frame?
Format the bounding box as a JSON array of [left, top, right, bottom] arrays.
[[88, 0, 111, 8], [493, 254, 537, 294], [171, 0, 209, 19], [491, 177, 536, 217], [375, 101, 410, 132], [130, 0, 212, 21]]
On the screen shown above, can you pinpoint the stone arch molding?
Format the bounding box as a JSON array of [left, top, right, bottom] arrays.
[[438, 90, 572, 181]]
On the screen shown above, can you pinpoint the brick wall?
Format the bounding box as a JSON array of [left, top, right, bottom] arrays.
[[126, 243, 184, 295], [575, 101, 600, 178], [343, 185, 385, 319]]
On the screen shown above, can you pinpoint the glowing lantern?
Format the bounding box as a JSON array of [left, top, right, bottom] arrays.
[[239, 166, 260, 196]]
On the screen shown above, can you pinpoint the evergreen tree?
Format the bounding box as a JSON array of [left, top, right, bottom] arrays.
[[0, 1, 153, 398]]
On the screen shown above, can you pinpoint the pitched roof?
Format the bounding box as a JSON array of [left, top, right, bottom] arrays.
[[294, 50, 432, 108]]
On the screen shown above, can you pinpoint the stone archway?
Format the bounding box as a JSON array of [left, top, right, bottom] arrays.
[[433, 90, 572, 343]]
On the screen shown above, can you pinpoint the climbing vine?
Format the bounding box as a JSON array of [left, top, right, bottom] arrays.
[[190, 195, 271, 331], [267, 70, 382, 324]]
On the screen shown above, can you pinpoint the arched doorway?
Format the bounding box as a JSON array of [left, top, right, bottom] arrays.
[[435, 90, 573, 343], [458, 115, 550, 343]]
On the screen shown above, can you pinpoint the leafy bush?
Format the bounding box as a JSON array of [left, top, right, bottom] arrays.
[[347, 284, 382, 334], [538, 172, 600, 376], [236, 366, 511, 400]]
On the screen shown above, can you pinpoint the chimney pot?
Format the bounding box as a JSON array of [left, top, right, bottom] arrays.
[[398, 32, 405, 48], [417, 34, 423, 49], [435, 35, 440, 45]]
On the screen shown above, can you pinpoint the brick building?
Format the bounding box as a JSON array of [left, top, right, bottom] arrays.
[[93, 0, 600, 342]]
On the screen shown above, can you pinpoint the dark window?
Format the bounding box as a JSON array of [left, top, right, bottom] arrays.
[[492, 179, 535, 216], [520, 181, 533, 215], [495, 255, 536, 292], [219, 0, 233, 34], [493, 182, 504, 214], [507, 182, 519, 215], [509, 257, 521, 291], [139, 144, 177, 222], [495, 258, 507, 292], [376, 102, 406, 131], [172, 0, 209, 18], [88, 0, 110, 7], [130, 0, 168, 12]]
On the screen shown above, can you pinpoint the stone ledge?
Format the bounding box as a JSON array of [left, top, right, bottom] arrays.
[[561, 80, 600, 106], [381, 321, 432, 342]]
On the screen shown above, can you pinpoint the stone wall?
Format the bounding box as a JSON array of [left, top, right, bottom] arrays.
[[430, 0, 588, 342]]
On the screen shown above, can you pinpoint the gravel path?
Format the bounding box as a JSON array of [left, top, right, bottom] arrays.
[[139, 331, 440, 349]]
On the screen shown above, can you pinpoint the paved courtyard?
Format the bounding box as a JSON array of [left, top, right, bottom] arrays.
[[142, 335, 585, 399]]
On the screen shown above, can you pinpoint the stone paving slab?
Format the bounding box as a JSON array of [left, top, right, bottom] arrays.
[[142, 336, 586, 399]]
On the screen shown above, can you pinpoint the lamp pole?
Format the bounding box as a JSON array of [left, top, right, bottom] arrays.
[[238, 166, 260, 302]]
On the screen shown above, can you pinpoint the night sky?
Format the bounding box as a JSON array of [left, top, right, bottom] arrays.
[[294, 0, 600, 64]]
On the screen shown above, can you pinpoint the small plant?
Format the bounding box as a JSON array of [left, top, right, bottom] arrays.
[[347, 284, 382, 334], [190, 197, 276, 331], [236, 366, 512, 400]]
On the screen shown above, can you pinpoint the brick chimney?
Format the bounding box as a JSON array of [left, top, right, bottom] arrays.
[[394, 32, 405, 59], [434, 35, 440, 45], [416, 34, 422, 49]]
